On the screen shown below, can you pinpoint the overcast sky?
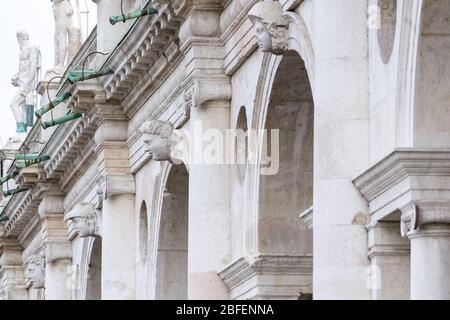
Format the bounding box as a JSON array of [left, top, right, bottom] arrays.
[[0, 0, 96, 147]]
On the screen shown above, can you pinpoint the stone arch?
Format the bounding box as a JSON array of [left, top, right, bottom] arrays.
[[154, 163, 189, 300], [138, 201, 149, 266], [235, 106, 249, 183], [396, 0, 450, 147], [245, 49, 314, 299], [147, 162, 189, 300], [78, 236, 102, 300], [412, 0, 450, 147], [258, 50, 313, 255]]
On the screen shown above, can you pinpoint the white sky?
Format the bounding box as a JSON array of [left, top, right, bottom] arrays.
[[0, 0, 97, 147]]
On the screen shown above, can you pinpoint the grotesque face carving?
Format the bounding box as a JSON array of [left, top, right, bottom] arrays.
[[26, 255, 46, 289], [254, 20, 274, 52], [143, 134, 171, 161], [65, 203, 98, 238], [71, 216, 95, 237], [140, 120, 174, 161], [248, 0, 288, 55]]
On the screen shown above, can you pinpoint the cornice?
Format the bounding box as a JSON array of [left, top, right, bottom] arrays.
[[353, 149, 450, 202], [219, 254, 312, 290], [101, 3, 185, 118]]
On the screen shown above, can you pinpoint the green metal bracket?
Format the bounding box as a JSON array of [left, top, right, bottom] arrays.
[[68, 68, 114, 84], [109, 7, 158, 25], [14, 156, 51, 169], [3, 188, 30, 197], [35, 92, 72, 118], [41, 113, 82, 129], [14, 153, 39, 161], [0, 171, 19, 185]]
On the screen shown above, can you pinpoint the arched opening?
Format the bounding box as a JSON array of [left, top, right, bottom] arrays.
[[155, 164, 189, 300], [257, 50, 314, 298], [236, 106, 249, 182], [86, 237, 102, 300], [139, 201, 149, 265], [413, 0, 450, 147]]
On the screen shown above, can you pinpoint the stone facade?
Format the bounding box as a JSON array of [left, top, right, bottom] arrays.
[[0, 0, 449, 300]]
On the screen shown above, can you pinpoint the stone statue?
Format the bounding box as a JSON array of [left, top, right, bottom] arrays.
[[10, 30, 40, 134], [140, 120, 174, 161], [248, 0, 288, 55], [49, 0, 81, 75], [25, 253, 46, 289], [64, 203, 99, 238]]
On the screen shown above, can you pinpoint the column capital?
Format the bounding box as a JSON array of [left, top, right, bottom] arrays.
[[400, 201, 450, 237], [183, 76, 232, 109]]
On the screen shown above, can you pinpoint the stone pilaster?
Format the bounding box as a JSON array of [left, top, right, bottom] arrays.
[[400, 201, 450, 300], [0, 240, 28, 300], [94, 115, 136, 300], [313, 0, 370, 299], [180, 2, 232, 300], [367, 222, 410, 300], [38, 193, 72, 300]]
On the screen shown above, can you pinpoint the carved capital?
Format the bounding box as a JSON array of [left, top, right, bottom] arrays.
[[400, 202, 450, 237], [192, 78, 232, 108], [103, 174, 136, 199], [248, 0, 288, 55], [139, 120, 174, 161]]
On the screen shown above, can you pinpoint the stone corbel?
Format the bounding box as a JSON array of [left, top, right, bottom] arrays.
[[103, 174, 136, 200], [191, 78, 232, 108], [15, 166, 46, 188], [400, 202, 450, 237]]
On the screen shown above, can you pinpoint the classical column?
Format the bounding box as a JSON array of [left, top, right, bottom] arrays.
[[368, 222, 410, 300], [186, 78, 231, 300], [0, 240, 28, 300], [95, 118, 136, 300], [39, 194, 72, 300], [313, 0, 370, 299], [179, 3, 231, 298], [401, 202, 450, 299]]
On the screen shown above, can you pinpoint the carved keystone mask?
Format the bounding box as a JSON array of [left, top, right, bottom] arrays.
[[65, 203, 98, 238], [248, 0, 288, 55], [26, 254, 46, 289], [140, 120, 174, 161]]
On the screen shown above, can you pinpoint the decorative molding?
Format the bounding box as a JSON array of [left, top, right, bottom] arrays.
[[400, 201, 450, 237], [219, 254, 312, 299], [192, 77, 232, 108], [299, 206, 313, 229], [103, 175, 136, 199], [353, 149, 450, 202]]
